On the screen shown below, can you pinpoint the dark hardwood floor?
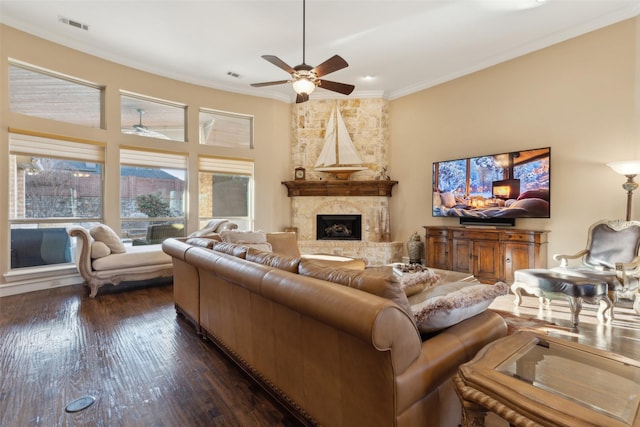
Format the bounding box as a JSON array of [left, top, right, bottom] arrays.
[[1, 282, 638, 426], [0, 282, 301, 427]]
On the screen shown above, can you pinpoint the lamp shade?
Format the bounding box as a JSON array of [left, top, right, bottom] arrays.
[[292, 77, 316, 95], [607, 160, 640, 176]]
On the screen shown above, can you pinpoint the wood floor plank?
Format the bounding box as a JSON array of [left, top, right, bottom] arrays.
[[0, 283, 300, 427]]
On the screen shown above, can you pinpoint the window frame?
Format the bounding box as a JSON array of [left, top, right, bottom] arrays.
[[8, 60, 105, 129], [199, 108, 254, 149], [8, 131, 105, 271], [198, 156, 254, 231], [119, 148, 188, 242]]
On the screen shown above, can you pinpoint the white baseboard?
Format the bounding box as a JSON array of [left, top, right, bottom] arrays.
[[0, 274, 83, 297]]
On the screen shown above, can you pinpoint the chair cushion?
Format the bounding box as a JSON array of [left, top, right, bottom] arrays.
[[515, 269, 609, 297], [92, 244, 171, 270]]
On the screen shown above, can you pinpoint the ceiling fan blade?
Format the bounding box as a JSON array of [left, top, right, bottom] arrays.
[[250, 80, 290, 87], [317, 80, 355, 95], [312, 55, 349, 78], [261, 55, 296, 74], [296, 93, 309, 103]]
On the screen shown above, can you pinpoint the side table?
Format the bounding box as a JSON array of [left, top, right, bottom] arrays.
[[454, 331, 640, 427]]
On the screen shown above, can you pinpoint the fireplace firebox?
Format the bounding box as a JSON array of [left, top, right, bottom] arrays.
[[316, 214, 362, 240]]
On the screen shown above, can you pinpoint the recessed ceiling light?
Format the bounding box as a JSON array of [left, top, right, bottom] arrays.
[[362, 75, 375, 81]]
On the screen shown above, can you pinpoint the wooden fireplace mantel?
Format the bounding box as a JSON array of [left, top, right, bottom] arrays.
[[282, 180, 398, 197]]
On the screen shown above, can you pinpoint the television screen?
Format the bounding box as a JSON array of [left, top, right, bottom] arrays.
[[432, 147, 550, 221]]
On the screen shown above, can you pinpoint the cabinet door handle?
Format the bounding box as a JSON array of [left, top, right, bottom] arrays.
[[506, 258, 511, 264]]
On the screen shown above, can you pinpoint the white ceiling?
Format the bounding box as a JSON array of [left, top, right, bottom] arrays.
[[2, 0, 639, 103]]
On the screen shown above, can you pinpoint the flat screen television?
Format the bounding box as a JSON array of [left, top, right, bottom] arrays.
[[432, 147, 550, 226]]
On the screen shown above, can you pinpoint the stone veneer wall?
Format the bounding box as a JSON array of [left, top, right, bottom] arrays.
[[289, 99, 401, 265], [291, 98, 389, 180]]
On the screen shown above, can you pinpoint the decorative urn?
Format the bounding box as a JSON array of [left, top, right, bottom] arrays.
[[407, 232, 424, 264]]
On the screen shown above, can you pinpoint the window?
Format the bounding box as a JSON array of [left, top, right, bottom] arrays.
[[8, 132, 104, 269], [120, 149, 187, 243], [199, 157, 254, 231], [199, 109, 253, 148], [8, 62, 103, 128], [121, 93, 186, 142]]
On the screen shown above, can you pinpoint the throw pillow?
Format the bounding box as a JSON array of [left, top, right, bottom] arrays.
[[410, 281, 509, 333], [220, 230, 272, 252], [91, 241, 111, 259], [399, 269, 440, 296], [440, 191, 457, 208], [266, 232, 301, 257], [90, 224, 126, 253]]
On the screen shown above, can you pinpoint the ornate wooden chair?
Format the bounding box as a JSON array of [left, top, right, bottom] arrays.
[[512, 219, 640, 322], [552, 219, 640, 315]]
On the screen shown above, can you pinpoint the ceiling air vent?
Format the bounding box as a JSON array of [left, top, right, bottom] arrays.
[[58, 16, 89, 31]]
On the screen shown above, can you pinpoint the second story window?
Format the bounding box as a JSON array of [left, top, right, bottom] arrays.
[[199, 109, 253, 149], [121, 92, 186, 142], [9, 61, 104, 129]]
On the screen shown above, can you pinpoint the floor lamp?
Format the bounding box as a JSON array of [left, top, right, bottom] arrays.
[[607, 160, 640, 221]]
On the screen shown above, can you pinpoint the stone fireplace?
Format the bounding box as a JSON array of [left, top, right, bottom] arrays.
[[285, 99, 402, 265], [283, 181, 402, 265], [316, 214, 362, 240]]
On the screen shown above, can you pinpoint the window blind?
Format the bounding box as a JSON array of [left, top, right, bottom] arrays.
[[120, 148, 187, 169], [199, 156, 253, 175], [9, 132, 105, 162]]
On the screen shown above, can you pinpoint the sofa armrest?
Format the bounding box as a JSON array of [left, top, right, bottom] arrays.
[[395, 310, 507, 414], [67, 227, 95, 278]]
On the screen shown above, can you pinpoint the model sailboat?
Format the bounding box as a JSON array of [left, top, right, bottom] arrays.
[[315, 107, 367, 179]]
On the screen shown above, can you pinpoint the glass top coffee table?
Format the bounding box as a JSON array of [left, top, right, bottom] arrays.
[[455, 331, 640, 426]]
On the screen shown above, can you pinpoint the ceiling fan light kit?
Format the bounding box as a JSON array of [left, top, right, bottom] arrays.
[[251, 0, 354, 103], [292, 76, 316, 96]]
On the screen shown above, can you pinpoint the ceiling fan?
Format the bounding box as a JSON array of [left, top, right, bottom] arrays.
[[123, 108, 170, 139], [251, 0, 355, 103]]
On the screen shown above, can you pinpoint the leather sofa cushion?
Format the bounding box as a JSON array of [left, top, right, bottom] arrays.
[[298, 259, 415, 323], [185, 237, 220, 248], [246, 247, 301, 272], [213, 241, 248, 258], [301, 254, 366, 270]]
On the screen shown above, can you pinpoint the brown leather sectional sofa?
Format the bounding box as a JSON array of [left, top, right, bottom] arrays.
[[162, 235, 507, 427]]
